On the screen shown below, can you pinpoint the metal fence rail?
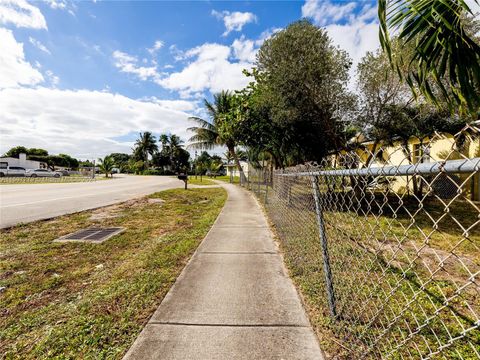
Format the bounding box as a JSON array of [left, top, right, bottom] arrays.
[[243, 122, 480, 359]]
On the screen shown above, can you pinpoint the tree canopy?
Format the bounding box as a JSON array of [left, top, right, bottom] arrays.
[[253, 20, 354, 163]]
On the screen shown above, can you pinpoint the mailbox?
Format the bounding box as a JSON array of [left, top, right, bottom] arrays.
[[178, 174, 188, 189]]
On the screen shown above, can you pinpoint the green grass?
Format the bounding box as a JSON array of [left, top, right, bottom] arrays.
[[0, 187, 227, 359], [262, 188, 480, 359], [214, 175, 240, 184], [187, 177, 216, 185]]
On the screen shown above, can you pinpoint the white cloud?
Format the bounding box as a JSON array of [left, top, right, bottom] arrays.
[[0, 87, 194, 158], [145, 98, 199, 112], [232, 36, 257, 62], [28, 36, 51, 54], [302, 0, 356, 26], [302, 0, 379, 84], [112, 50, 158, 81], [0, 0, 47, 29], [147, 40, 164, 54], [0, 28, 44, 88], [45, 69, 59, 86], [44, 0, 66, 10], [255, 27, 282, 46], [212, 10, 257, 36], [158, 42, 252, 97], [44, 0, 77, 16]]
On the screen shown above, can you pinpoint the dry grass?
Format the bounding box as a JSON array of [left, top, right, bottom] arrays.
[[0, 187, 227, 359]]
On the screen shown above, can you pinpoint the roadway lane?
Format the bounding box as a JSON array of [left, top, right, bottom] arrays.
[[0, 175, 185, 228]]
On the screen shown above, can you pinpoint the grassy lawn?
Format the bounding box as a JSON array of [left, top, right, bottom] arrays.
[[186, 177, 216, 186], [263, 186, 479, 359], [0, 187, 227, 359], [214, 175, 240, 184]]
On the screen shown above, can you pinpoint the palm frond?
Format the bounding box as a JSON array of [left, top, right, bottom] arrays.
[[188, 116, 217, 131], [379, 0, 480, 114]]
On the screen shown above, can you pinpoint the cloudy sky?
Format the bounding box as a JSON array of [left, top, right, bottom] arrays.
[[0, 0, 383, 159]]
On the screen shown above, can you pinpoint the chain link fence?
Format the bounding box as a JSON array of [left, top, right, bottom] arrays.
[[243, 121, 480, 359]]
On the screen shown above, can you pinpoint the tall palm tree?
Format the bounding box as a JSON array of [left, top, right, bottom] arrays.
[[134, 132, 158, 169], [379, 0, 480, 114], [168, 134, 185, 171], [187, 91, 246, 181], [159, 134, 169, 150]]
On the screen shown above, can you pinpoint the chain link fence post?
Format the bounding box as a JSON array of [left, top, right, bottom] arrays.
[[311, 174, 337, 319]]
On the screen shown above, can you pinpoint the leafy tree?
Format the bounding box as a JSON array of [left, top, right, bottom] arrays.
[[253, 20, 354, 164], [355, 41, 413, 164], [153, 133, 189, 173], [109, 153, 131, 172], [28, 148, 49, 156], [188, 91, 247, 181], [98, 155, 115, 178], [379, 0, 480, 114], [133, 132, 158, 170], [3, 146, 28, 157], [57, 154, 79, 169], [207, 158, 223, 178]]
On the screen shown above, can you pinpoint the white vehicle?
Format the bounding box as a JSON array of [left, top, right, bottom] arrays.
[[26, 169, 62, 178], [0, 166, 26, 177]]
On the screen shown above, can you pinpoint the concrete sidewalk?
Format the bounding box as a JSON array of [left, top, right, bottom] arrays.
[[124, 183, 323, 360]]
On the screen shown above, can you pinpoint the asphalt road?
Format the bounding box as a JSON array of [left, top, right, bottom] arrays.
[[0, 175, 185, 229]]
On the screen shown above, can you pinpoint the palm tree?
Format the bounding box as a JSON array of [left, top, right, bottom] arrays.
[[379, 0, 480, 114], [159, 134, 169, 150], [223, 150, 234, 164], [168, 134, 185, 172], [188, 91, 247, 181], [98, 155, 115, 178], [133, 132, 158, 169]]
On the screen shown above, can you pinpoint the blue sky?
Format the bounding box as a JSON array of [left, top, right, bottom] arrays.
[[0, 0, 382, 159]]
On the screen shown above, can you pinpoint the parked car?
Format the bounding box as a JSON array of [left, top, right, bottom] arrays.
[[56, 169, 70, 176], [0, 166, 26, 177], [26, 169, 62, 178]]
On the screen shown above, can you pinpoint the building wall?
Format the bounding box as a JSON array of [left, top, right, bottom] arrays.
[[0, 154, 45, 170], [226, 161, 249, 177], [356, 134, 479, 200]]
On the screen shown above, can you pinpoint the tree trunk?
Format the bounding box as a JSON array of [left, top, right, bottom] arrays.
[[229, 146, 246, 183], [364, 140, 380, 167]]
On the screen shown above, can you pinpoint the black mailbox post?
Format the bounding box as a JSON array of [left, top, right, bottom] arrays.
[[178, 174, 188, 189]]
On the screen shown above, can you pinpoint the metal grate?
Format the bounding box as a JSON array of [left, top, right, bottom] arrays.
[[55, 227, 125, 243]]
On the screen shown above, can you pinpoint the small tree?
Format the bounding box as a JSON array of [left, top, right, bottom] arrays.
[[98, 155, 115, 178]]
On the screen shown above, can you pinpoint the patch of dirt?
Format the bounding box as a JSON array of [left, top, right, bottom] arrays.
[[89, 198, 155, 220], [372, 241, 478, 286], [148, 198, 165, 205]]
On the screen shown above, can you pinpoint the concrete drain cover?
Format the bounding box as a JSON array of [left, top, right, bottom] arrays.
[[54, 227, 125, 243]]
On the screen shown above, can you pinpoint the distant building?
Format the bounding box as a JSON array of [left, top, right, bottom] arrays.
[[0, 153, 47, 170], [225, 161, 249, 177]]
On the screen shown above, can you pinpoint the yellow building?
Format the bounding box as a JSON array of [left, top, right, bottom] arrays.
[[345, 132, 480, 201]]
